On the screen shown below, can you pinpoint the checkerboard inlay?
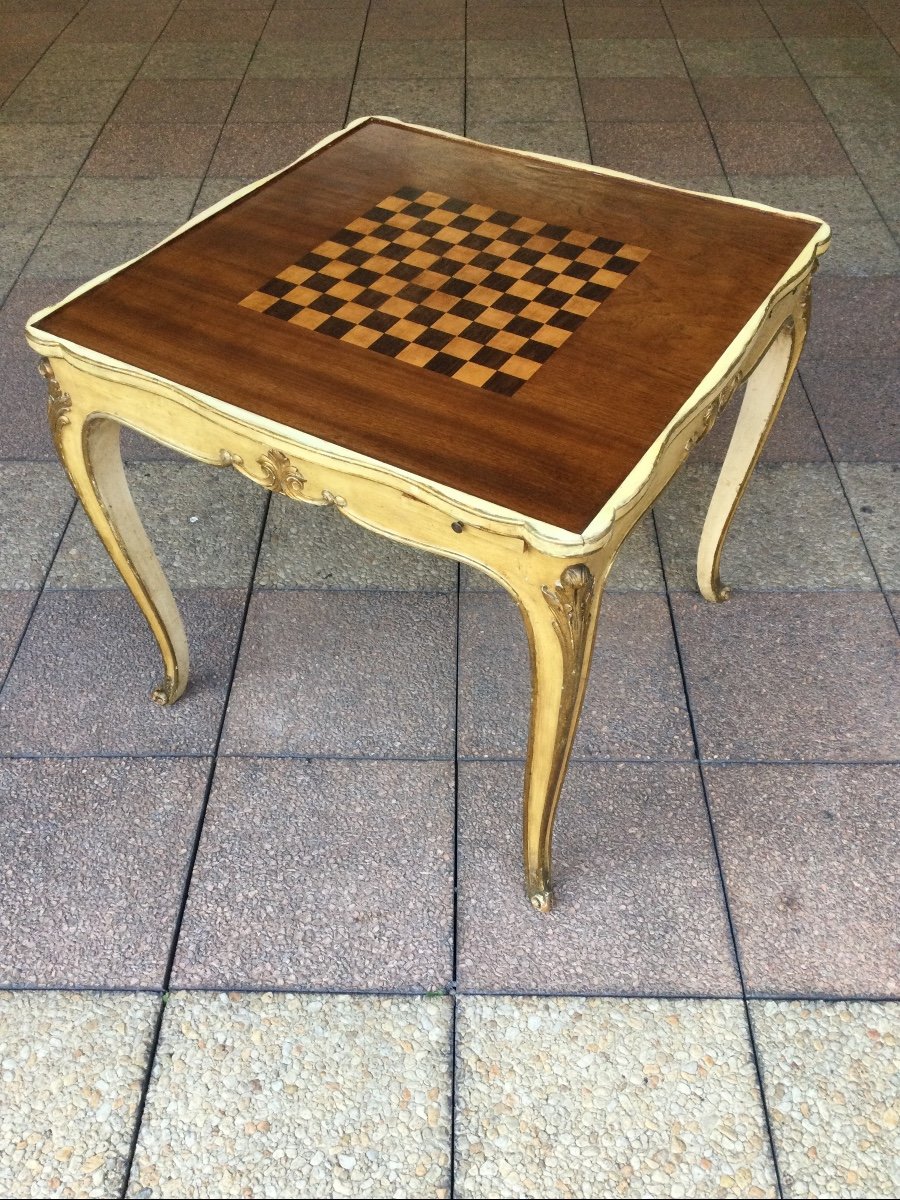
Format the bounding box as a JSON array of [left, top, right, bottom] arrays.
[[240, 186, 649, 395]]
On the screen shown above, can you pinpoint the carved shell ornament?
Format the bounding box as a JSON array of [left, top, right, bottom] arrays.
[[541, 564, 596, 675], [39, 359, 72, 440], [257, 447, 306, 498]]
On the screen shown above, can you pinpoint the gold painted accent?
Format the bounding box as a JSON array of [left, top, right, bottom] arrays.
[[220, 449, 243, 466], [541, 563, 595, 675], [258, 447, 306, 497], [40, 359, 72, 445], [151, 676, 178, 706], [321, 488, 347, 508]]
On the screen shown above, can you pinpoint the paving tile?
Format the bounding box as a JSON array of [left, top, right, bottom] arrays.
[[347, 78, 464, 131], [580, 76, 703, 123], [0, 224, 44, 276], [464, 120, 591, 163], [173, 757, 454, 990], [193, 174, 257, 212], [0, 341, 57, 458], [0, 990, 159, 1200], [0, 588, 245, 755], [109, 77, 240, 124], [803, 276, 900, 360], [221, 590, 456, 756], [246, 40, 363, 80], [0, 122, 95, 175], [0, 591, 33, 680], [573, 37, 688, 77], [209, 120, 335, 176], [56, 176, 200, 224], [466, 0, 564, 41], [727, 175, 884, 228], [49, 461, 266, 589], [24, 220, 174, 279], [455, 996, 777, 1199], [367, 0, 465, 40], [565, 1, 674, 39], [690, 374, 829, 464], [462, 512, 664, 592], [29, 42, 150, 81], [0, 461, 73, 588], [784, 35, 900, 76], [158, 6, 270, 41], [817, 219, 900, 276], [656, 463, 877, 592], [458, 591, 693, 761], [465, 39, 576, 79], [81, 121, 221, 176], [229, 79, 350, 124], [838, 463, 900, 589], [765, 0, 880, 37], [807, 74, 900, 123], [0, 76, 126, 123], [588, 120, 722, 178], [128, 992, 452, 1199], [694, 75, 824, 122], [256, 495, 456, 590], [666, 2, 778, 38], [752, 1000, 900, 1197], [671, 591, 900, 762], [355, 37, 466, 79], [59, 3, 173, 42], [707, 764, 900, 997], [713, 120, 854, 175], [262, 4, 369, 42], [829, 123, 899, 215], [0, 176, 72, 225], [457, 761, 739, 995], [803, 359, 900, 461], [138, 41, 255, 79], [467, 76, 584, 126], [677, 37, 798, 76], [0, 756, 209, 987]]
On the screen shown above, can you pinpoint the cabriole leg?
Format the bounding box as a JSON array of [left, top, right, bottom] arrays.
[[42, 360, 189, 705]]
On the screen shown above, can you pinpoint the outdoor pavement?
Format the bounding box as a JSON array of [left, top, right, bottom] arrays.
[[0, 0, 898, 1197]]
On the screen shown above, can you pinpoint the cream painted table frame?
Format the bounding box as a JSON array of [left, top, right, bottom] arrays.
[[26, 119, 830, 913]]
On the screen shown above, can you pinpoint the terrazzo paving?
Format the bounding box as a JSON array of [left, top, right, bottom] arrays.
[[0, 0, 897, 1196]]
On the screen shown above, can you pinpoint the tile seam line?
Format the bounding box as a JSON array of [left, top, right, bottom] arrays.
[[758, 0, 900, 249], [651, 508, 786, 1199], [3, 752, 897, 766], [117, 483, 272, 1197]]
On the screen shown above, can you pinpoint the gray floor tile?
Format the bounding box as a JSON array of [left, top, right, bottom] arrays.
[[803, 276, 900, 359], [581, 76, 704, 123], [695, 75, 827, 124], [727, 175, 884, 228], [0, 223, 44, 278], [708, 763, 900, 997], [228, 79, 350, 125], [0, 588, 246, 755], [784, 35, 900, 76], [458, 591, 693, 761], [464, 119, 590, 162], [807, 74, 900, 124], [751, 1000, 900, 1198], [671, 591, 900, 762], [356, 37, 465, 79], [0, 990, 160, 1200], [714, 120, 854, 176], [263, 3, 369, 42], [256, 495, 456, 591], [0, 176, 72, 225], [467, 77, 584, 125], [246, 40, 362, 81], [128, 992, 452, 1199], [159, 5, 269, 42], [0, 461, 73, 587], [461, 512, 664, 592], [690, 375, 829, 464], [466, 0, 564, 41], [465, 39, 576, 79], [0, 755, 209, 987], [677, 37, 798, 76], [565, 1, 673, 39], [138, 41, 255, 79], [0, 590, 33, 679], [829, 122, 899, 200], [56, 177, 200, 224], [765, 0, 880, 38], [193, 175, 257, 212], [81, 121, 221, 176], [60, 3, 174, 43], [220, 590, 456, 756], [589, 120, 722, 177], [817, 218, 900, 275], [0, 122, 95, 175], [347, 78, 464, 131], [0, 76, 126, 124], [455, 996, 777, 1199], [666, 2, 779, 39], [0, 341, 57, 458], [173, 757, 454, 990], [572, 37, 688, 78], [109, 77, 240, 125], [48, 461, 267, 589], [208, 121, 336, 176], [802, 359, 900, 460], [838, 463, 900, 588], [655, 463, 878, 592], [457, 760, 739, 995], [24, 220, 174, 279], [29, 42, 150, 82]]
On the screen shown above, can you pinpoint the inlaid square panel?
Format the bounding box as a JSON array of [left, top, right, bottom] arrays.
[[241, 186, 649, 396]]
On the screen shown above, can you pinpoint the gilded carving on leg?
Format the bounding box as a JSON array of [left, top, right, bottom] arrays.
[[541, 563, 595, 677], [258, 447, 306, 497], [39, 359, 72, 445]]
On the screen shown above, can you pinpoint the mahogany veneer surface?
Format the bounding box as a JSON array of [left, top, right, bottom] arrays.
[[36, 120, 821, 533]]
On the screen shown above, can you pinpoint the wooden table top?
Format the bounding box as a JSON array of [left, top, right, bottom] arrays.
[[35, 118, 825, 535]]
